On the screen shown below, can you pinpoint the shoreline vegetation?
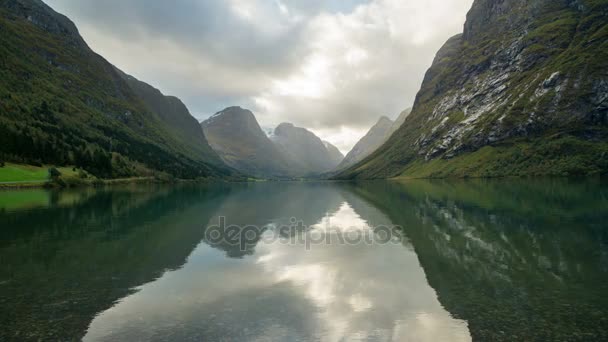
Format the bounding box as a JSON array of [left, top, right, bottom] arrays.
[[0, 163, 242, 189], [1, 161, 605, 190]]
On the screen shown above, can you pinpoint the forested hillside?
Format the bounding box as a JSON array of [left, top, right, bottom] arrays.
[[0, 0, 234, 179]]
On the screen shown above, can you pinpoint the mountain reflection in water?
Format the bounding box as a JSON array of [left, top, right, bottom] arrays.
[[1, 179, 606, 341]]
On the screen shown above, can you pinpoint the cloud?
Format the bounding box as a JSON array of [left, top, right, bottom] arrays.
[[45, 0, 473, 154]]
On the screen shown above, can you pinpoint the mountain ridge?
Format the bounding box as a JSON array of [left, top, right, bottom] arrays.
[[272, 122, 342, 174], [201, 107, 297, 178], [324, 141, 345, 167], [335, 108, 412, 172], [336, 116, 394, 171], [335, 0, 608, 179], [202, 107, 344, 178], [116, 69, 224, 166], [0, 0, 236, 179]]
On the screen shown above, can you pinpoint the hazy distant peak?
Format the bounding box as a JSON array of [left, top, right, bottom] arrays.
[[273, 122, 342, 174], [262, 127, 275, 138], [274, 122, 296, 133], [335, 112, 403, 172], [214, 106, 251, 116], [389, 107, 412, 134], [201, 107, 296, 178], [324, 140, 345, 166], [372, 116, 394, 130], [394, 108, 412, 122], [378, 116, 393, 124], [203, 106, 260, 129], [274, 122, 319, 139]]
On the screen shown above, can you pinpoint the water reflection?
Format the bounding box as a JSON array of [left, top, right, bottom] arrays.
[[1, 179, 607, 341], [84, 183, 470, 341], [349, 179, 608, 341], [0, 185, 232, 341]]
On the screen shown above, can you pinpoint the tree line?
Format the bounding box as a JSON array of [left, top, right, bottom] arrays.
[[0, 97, 228, 179]]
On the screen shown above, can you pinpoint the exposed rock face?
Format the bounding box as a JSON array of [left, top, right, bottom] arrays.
[[201, 107, 295, 178], [0, 0, 86, 47], [337, 0, 608, 179], [272, 123, 339, 175], [323, 141, 345, 169]]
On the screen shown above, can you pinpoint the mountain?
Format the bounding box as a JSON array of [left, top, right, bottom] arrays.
[[201, 107, 295, 178], [336, 0, 608, 179], [335, 108, 411, 172], [323, 141, 345, 168], [337, 116, 394, 171], [272, 123, 340, 175], [389, 108, 412, 136], [202, 108, 345, 178], [0, 0, 234, 179], [117, 70, 221, 164]]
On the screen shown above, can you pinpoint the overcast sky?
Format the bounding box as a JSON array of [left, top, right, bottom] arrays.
[[46, 0, 473, 154]]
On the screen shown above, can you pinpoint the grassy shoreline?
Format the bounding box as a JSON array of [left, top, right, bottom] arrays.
[[0, 163, 233, 189], [0, 176, 166, 189]]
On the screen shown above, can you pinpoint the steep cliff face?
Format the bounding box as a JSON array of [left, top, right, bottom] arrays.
[[337, 0, 608, 179]]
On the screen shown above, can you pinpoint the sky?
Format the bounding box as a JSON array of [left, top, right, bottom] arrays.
[[46, 0, 474, 154]]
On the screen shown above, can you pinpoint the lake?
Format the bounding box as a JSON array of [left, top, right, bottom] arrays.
[[1, 179, 607, 341]]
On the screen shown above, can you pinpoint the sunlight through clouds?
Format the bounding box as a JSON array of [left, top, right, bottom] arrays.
[[45, 0, 473, 153]]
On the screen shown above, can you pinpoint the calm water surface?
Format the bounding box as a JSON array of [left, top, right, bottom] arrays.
[[0, 179, 607, 341]]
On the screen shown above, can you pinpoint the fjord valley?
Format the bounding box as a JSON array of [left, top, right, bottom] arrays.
[[1, 0, 608, 341]]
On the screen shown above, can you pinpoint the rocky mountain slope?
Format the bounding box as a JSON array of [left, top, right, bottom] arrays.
[[389, 108, 412, 137], [336, 108, 411, 171], [0, 0, 233, 179], [201, 107, 296, 178], [272, 123, 342, 174], [336, 0, 608, 179], [337, 116, 394, 171]]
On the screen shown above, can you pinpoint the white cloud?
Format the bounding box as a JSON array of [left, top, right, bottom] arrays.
[[250, 0, 474, 152], [45, 0, 473, 154]]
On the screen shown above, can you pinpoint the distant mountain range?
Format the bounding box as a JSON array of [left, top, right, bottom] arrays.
[[201, 107, 296, 178], [336, 0, 608, 179], [201, 107, 344, 178]]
